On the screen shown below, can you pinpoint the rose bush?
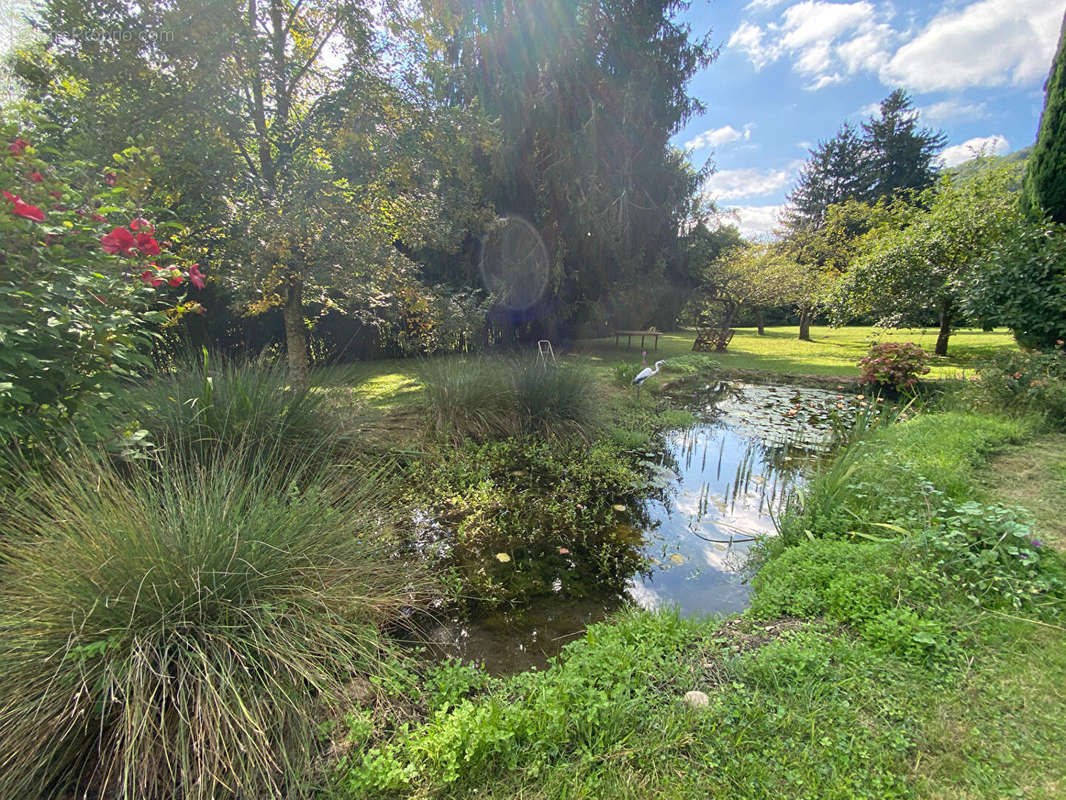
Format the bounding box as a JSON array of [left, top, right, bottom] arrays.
[[1, 121, 202, 448], [858, 341, 931, 393]]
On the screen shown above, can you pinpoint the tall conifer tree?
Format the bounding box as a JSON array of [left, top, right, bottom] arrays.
[[1022, 11, 1066, 223]]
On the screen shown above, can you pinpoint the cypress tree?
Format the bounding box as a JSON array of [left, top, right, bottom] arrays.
[[1022, 10, 1066, 223]]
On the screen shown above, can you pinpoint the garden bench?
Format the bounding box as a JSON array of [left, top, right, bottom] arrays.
[[693, 328, 735, 352], [612, 329, 663, 350]]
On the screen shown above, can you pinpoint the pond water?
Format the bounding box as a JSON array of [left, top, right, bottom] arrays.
[[427, 381, 858, 673]]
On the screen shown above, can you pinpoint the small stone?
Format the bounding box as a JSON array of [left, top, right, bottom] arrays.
[[683, 690, 710, 709]]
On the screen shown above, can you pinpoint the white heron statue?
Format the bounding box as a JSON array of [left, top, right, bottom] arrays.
[[632, 360, 666, 396]]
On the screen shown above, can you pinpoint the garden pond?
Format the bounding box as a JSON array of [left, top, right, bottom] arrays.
[[426, 381, 872, 673]]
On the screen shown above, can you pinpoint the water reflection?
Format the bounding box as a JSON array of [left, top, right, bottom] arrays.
[[627, 382, 844, 616], [429, 381, 851, 672]]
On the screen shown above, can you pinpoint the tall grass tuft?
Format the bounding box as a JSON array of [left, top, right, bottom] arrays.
[[511, 358, 601, 438], [0, 443, 429, 800], [420, 356, 601, 441], [121, 352, 343, 460], [419, 357, 513, 441]]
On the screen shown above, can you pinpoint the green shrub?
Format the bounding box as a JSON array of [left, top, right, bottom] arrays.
[[783, 411, 1028, 540], [0, 122, 200, 454], [972, 346, 1066, 427], [748, 539, 957, 664], [511, 357, 601, 438], [120, 353, 343, 461], [420, 356, 601, 441], [419, 357, 513, 441], [861, 607, 955, 664], [406, 437, 646, 605], [0, 445, 428, 800], [921, 501, 1066, 611], [858, 342, 930, 393]]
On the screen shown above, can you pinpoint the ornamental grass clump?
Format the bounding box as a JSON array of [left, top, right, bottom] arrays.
[[0, 444, 429, 800], [122, 353, 344, 461], [420, 355, 601, 442]]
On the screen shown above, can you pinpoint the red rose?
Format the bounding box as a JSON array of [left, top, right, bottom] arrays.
[[135, 233, 160, 256], [104, 172, 117, 186], [101, 226, 136, 256], [129, 217, 154, 234], [8, 139, 29, 156], [188, 263, 205, 290], [140, 269, 164, 287], [29, 172, 44, 183]]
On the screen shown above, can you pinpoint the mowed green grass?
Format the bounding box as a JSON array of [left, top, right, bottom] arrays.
[[314, 327, 1018, 410], [574, 326, 1018, 379]]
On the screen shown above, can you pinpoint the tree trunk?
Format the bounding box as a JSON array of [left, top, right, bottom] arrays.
[[284, 279, 310, 389], [756, 309, 765, 336], [798, 308, 811, 341], [935, 302, 952, 357]]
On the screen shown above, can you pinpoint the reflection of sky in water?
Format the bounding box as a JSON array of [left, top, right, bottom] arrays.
[[627, 383, 835, 617]]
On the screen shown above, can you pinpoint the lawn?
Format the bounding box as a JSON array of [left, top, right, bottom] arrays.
[[574, 326, 1017, 379], [313, 326, 1018, 410]]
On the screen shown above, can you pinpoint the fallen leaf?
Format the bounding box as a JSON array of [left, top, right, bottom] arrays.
[[495, 552, 511, 563]]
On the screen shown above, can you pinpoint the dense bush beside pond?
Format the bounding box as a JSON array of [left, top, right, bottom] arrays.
[[972, 345, 1066, 427], [406, 436, 647, 606], [0, 444, 427, 800]]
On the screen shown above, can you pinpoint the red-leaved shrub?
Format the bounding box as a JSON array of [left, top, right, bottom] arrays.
[[859, 342, 930, 392]]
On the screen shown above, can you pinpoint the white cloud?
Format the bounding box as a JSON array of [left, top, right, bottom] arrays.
[[702, 168, 790, 202], [728, 1, 896, 90], [881, 0, 1063, 92], [729, 22, 778, 70], [729, 205, 785, 239], [918, 98, 988, 123], [938, 134, 1010, 167], [854, 101, 883, 119], [684, 123, 755, 151]]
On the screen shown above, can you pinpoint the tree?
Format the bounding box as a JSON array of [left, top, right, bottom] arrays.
[[835, 167, 1019, 356], [422, 0, 714, 340], [783, 122, 869, 232], [1021, 10, 1066, 223], [30, 0, 490, 386], [693, 242, 803, 346], [964, 218, 1066, 350], [862, 89, 946, 201]]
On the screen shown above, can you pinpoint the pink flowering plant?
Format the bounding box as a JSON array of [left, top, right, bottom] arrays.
[[1, 121, 203, 441], [858, 341, 931, 393], [973, 343, 1066, 427]]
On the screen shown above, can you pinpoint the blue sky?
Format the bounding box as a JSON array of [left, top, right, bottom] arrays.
[[673, 0, 1065, 237]]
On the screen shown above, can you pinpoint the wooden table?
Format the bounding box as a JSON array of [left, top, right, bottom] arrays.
[[612, 330, 663, 350]]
